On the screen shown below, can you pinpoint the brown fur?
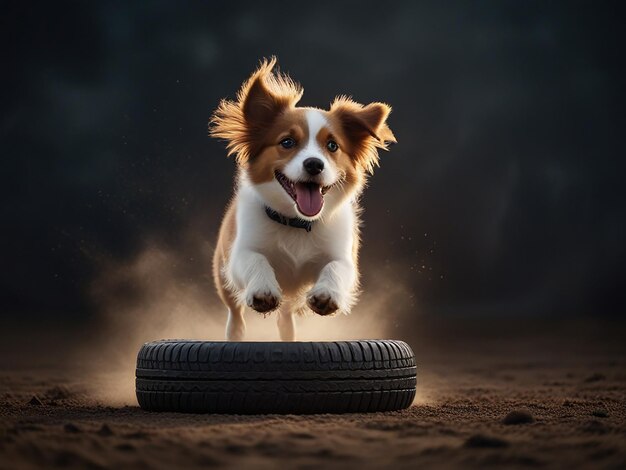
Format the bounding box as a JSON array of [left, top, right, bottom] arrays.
[[209, 57, 303, 165], [246, 109, 308, 184], [212, 200, 238, 313], [328, 97, 396, 174]]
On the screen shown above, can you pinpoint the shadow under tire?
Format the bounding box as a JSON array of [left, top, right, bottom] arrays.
[[136, 340, 417, 414]]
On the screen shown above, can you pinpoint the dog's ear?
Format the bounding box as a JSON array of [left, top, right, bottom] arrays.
[[329, 96, 396, 173], [209, 57, 303, 164], [241, 59, 301, 127]]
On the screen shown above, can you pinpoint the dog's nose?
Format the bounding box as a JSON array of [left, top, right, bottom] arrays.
[[303, 157, 324, 175]]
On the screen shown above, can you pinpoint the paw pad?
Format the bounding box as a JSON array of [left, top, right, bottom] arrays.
[[307, 292, 339, 316], [249, 293, 279, 313]]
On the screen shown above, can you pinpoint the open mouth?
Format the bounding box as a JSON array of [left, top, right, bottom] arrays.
[[275, 170, 328, 217]]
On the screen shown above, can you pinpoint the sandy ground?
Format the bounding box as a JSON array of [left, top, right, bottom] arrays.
[[1, 322, 625, 469]]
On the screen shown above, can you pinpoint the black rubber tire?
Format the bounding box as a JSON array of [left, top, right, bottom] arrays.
[[136, 340, 416, 414]]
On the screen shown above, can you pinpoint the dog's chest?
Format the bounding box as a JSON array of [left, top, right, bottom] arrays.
[[264, 227, 323, 268]]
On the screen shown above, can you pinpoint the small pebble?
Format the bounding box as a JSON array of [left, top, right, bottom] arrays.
[[464, 434, 509, 448], [503, 410, 534, 425], [584, 373, 606, 383], [27, 396, 43, 406], [64, 423, 81, 433], [97, 424, 114, 436]]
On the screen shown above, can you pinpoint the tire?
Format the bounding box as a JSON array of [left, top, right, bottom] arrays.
[[136, 340, 417, 414]]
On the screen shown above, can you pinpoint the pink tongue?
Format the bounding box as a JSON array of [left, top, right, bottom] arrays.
[[294, 182, 324, 217]]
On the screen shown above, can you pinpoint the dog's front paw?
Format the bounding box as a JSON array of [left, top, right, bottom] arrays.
[[306, 287, 339, 316], [245, 285, 281, 313]]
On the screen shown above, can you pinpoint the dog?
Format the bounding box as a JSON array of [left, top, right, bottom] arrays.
[[209, 57, 396, 341]]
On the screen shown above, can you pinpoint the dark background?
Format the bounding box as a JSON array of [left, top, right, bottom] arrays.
[[2, 0, 625, 328]]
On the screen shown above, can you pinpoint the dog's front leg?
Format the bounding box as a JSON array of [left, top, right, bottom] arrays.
[[307, 259, 356, 316], [229, 250, 282, 313]]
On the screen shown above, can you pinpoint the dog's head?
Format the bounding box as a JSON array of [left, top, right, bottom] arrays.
[[210, 57, 396, 221]]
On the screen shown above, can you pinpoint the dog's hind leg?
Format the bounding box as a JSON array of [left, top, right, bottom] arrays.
[[277, 300, 296, 341], [226, 305, 245, 341], [217, 268, 246, 341]]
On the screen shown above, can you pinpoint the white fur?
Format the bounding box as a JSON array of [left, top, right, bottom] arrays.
[[282, 109, 338, 187], [225, 179, 358, 340]]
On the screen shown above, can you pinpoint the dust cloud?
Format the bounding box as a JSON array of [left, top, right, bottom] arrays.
[[76, 229, 416, 405]]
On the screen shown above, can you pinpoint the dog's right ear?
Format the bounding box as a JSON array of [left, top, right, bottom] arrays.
[[209, 57, 303, 164], [241, 58, 302, 127]]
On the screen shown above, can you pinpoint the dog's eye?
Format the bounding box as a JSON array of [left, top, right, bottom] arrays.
[[326, 140, 339, 153], [280, 138, 296, 149]]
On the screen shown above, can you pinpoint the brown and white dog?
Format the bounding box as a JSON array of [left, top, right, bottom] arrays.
[[209, 58, 396, 341]]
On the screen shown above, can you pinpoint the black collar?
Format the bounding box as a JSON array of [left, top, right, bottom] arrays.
[[265, 207, 313, 232]]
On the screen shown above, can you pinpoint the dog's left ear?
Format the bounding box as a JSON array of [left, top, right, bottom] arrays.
[[330, 97, 396, 173]]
